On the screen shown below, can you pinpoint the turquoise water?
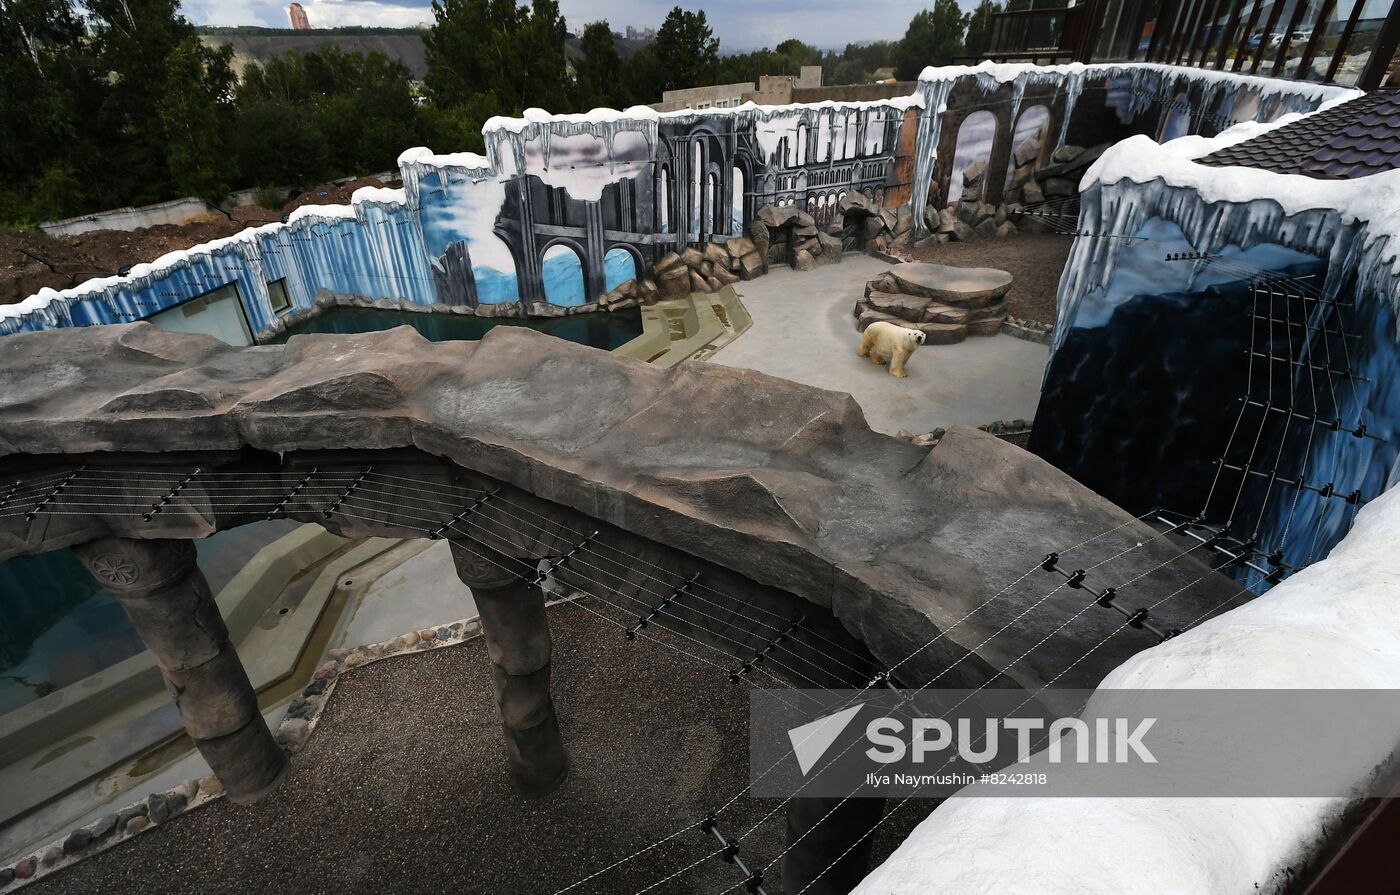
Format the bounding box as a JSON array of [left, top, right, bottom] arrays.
[[276, 306, 644, 350], [0, 523, 299, 717]]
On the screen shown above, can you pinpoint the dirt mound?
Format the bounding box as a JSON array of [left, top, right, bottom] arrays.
[[280, 176, 401, 214], [0, 176, 399, 307]]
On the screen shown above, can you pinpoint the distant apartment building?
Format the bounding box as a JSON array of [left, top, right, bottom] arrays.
[[625, 25, 657, 41], [288, 3, 311, 30], [652, 66, 826, 112]]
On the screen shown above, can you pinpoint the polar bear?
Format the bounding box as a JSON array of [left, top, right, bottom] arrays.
[[858, 321, 926, 378]]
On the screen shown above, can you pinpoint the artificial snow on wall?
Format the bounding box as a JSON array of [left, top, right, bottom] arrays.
[[0, 63, 1351, 340], [852, 480, 1400, 895], [1033, 112, 1400, 587]]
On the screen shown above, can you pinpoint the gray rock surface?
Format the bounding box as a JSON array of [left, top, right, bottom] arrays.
[[886, 262, 1013, 307], [0, 325, 1238, 697]]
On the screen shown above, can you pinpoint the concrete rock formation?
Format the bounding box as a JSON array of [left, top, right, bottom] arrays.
[[0, 324, 1237, 701], [855, 262, 1012, 343]]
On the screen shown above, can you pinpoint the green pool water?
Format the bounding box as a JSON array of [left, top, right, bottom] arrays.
[[275, 307, 645, 351]]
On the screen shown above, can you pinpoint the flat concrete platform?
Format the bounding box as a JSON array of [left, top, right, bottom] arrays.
[[709, 254, 1049, 435]]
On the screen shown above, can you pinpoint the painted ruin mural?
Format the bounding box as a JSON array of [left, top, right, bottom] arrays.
[[0, 63, 1353, 345]]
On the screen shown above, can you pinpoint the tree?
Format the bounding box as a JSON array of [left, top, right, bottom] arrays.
[[964, 0, 1003, 61], [0, 0, 95, 222], [235, 47, 426, 185], [424, 0, 571, 118], [158, 36, 236, 200], [574, 21, 626, 110], [894, 0, 968, 81], [651, 6, 719, 93]]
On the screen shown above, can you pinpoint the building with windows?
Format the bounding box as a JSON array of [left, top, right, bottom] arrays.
[[287, 2, 311, 30], [981, 0, 1399, 89]]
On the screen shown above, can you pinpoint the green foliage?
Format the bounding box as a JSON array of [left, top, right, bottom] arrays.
[[650, 6, 719, 92], [0, 0, 998, 227], [234, 46, 427, 185], [424, 0, 572, 116], [253, 185, 286, 209], [895, 0, 968, 80], [574, 21, 626, 110]]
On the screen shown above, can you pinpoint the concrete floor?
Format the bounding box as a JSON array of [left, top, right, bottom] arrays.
[[709, 254, 1050, 436], [342, 541, 479, 646]]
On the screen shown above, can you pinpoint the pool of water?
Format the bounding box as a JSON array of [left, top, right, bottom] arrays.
[[275, 307, 645, 351], [0, 522, 299, 717]]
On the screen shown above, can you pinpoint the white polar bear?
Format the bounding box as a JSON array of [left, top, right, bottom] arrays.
[[858, 321, 926, 378]]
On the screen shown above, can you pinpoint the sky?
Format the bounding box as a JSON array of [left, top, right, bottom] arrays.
[[181, 0, 959, 51]]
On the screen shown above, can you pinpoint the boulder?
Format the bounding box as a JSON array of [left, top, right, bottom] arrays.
[[1022, 180, 1045, 205], [967, 317, 1004, 336], [1014, 138, 1041, 167], [885, 262, 1013, 307], [1052, 144, 1084, 164], [857, 291, 955, 324], [726, 236, 756, 259], [817, 231, 843, 259], [958, 203, 979, 226], [704, 242, 730, 267], [798, 237, 823, 257], [895, 204, 913, 234], [792, 249, 817, 271], [838, 192, 874, 215], [653, 251, 684, 274], [961, 159, 987, 186], [915, 321, 969, 344], [1037, 143, 1110, 180], [681, 246, 705, 269], [757, 204, 804, 228], [951, 220, 975, 242], [994, 205, 1008, 226], [961, 183, 982, 204], [968, 300, 1008, 322], [738, 251, 765, 280], [1012, 163, 1033, 187], [973, 218, 999, 239], [712, 266, 740, 286], [921, 301, 971, 326], [656, 264, 691, 300], [1043, 177, 1078, 198], [996, 221, 1017, 238], [879, 208, 898, 232], [699, 260, 715, 278], [688, 269, 709, 292], [937, 207, 958, 234], [705, 276, 724, 293]]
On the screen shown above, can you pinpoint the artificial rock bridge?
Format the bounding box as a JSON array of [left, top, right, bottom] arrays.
[[0, 323, 1242, 892]]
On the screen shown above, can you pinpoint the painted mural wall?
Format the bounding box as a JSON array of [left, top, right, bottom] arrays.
[[0, 63, 1354, 342], [1031, 130, 1400, 590]]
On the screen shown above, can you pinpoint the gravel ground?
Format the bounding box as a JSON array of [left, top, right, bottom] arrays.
[[30, 604, 934, 895], [899, 232, 1073, 326]]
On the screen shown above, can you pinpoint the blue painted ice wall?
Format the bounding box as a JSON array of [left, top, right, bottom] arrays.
[[0, 189, 435, 339], [908, 62, 1357, 237], [1033, 138, 1400, 586], [0, 63, 1354, 338]]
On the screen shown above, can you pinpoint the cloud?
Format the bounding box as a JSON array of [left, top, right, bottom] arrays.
[[184, 0, 968, 49]]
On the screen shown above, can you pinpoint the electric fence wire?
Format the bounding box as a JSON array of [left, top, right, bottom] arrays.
[[0, 462, 1257, 894]]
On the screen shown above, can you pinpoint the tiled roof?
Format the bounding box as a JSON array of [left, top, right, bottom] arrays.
[[1197, 89, 1400, 180]]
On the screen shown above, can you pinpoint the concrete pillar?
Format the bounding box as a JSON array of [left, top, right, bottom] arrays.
[[450, 540, 567, 798], [72, 537, 286, 804], [783, 796, 886, 895]]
